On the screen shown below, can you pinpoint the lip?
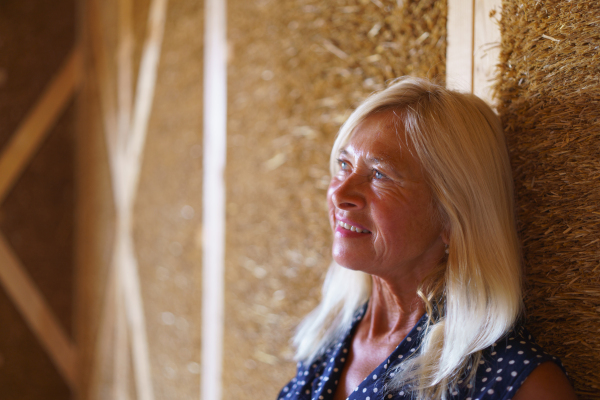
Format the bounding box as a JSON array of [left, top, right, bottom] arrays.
[[335, 224, 370, 238], [335, 216, 371, 234]]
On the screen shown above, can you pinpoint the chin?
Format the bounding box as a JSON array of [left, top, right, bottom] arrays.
[[332, 249, 368, 273]]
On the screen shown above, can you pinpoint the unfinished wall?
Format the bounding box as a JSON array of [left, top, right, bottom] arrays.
[[78, 0, 203, 398], [0, 0, 76, 398], [224, 1, 446, 399], [498, 0, 600, 397]]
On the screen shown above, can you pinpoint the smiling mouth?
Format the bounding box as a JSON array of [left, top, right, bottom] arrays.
[[337, 220, 370, 233]]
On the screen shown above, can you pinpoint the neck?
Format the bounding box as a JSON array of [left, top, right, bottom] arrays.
[[360, 276, 426, 342]]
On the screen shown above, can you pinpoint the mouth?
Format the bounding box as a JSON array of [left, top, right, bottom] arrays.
[[337, 220, 371, 234]]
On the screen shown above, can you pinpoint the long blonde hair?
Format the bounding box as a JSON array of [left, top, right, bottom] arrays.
[[293, 77, 523, 399]]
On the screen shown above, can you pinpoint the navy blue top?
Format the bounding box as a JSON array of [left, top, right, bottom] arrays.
[[278, 304, 566, 400]]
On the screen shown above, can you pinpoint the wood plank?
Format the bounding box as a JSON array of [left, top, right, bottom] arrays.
[[88, 259, 116, 400], [90, 1, 168, 399], [473, 0, 502, 106], [126, 0, 169, 204], [0, 234, 78, 389], [202, 0, 227, 399], [88, 0, 120, 200], [446, 0, 474, 92], [114, 279, 130, 400], [115, 3, 134, 397], [0, 49, 82, 204], [118, 1, 169, 400], [117, 0, 134, 142], [118, 229, 151, 400]]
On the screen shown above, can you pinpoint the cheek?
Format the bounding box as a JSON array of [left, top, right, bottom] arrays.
[[326, 181, 338, 229], [372, 205, 407, 249], [327, 178, 342, 211], [327, 176, 341, 200], [372, 196, 434, 242], [326, 184, 334, 206]]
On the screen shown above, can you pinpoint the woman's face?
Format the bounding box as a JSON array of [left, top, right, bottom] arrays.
[[327, 110, 447, 282]]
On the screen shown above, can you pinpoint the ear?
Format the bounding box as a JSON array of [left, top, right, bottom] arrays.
[[441, 225, 450, 246]]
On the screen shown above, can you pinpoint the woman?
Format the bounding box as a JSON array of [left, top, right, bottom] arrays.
[[278, 78, 577, 400]]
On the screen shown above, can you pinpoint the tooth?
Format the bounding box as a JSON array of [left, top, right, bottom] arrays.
[[356, 228, 362, 233]]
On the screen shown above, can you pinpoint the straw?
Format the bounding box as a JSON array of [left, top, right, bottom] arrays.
[[496, 1, 600, 397]]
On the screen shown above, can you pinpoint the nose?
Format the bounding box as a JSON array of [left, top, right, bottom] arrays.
[[329, 173, 367, 210]]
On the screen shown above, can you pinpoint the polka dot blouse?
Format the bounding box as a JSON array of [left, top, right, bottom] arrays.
[[278, 304, 566, 400]]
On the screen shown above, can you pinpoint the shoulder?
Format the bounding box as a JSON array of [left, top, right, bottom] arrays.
[[511, 362, 577, 400], [469, 324, 576, 400], [488, 324, 554, 366]]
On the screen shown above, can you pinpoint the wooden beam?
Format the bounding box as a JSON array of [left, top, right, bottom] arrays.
[[446, 0, 474, 92], [202, 0, 227, 399], [447, 0, 503, 106], [114, 2, 134, 397], [114, 279, 130, 400], [117, 0, 134, 145], [88, 0, 120, 201], [0, 233, 78, 389], [0, 48, 82, 204], [89, 260, 116, 400], [473, 0, 502, 106], [115, 1, 169, 400], [119, 2, 169, 400], [117, 224, 153, 400], [125, 0, 169, 204], [90, 1, 168, 399]]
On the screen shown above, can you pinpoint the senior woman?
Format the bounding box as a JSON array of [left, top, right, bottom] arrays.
[[278, 78, 577, 400]]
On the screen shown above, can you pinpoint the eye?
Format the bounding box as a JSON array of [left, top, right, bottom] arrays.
[[337, 159, 350, 171], [373, 169, 385, 179]]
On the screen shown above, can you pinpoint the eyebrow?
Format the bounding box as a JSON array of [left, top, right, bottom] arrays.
[[338, 149, 404, 177]]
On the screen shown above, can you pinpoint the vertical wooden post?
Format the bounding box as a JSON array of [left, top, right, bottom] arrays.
[[114, 1, 134, 397], [202, 0, 227, 399], [446, 0, 474, 92], [447, 0, 502, 108]]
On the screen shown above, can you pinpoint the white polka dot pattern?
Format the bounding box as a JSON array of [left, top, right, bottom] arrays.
[[277, 304, 566, 400]]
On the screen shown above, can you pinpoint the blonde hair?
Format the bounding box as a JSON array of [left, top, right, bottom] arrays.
[[293, 77, 523, 399]]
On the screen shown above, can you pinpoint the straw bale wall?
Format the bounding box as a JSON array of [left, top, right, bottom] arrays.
[[134, 0, 204, 397], [78, 0, 204, 397], [498, 0, 600, 397], [224, 1, 446, 399], [0, 0, 76, 398]]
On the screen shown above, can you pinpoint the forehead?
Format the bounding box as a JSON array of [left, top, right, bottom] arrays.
[[341, 110, 418, 168]]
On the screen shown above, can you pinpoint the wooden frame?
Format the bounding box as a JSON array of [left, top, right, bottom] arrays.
[[447, 0, 502, 107], [88, 0, 169, 399], [0, 48, 82, 391]]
